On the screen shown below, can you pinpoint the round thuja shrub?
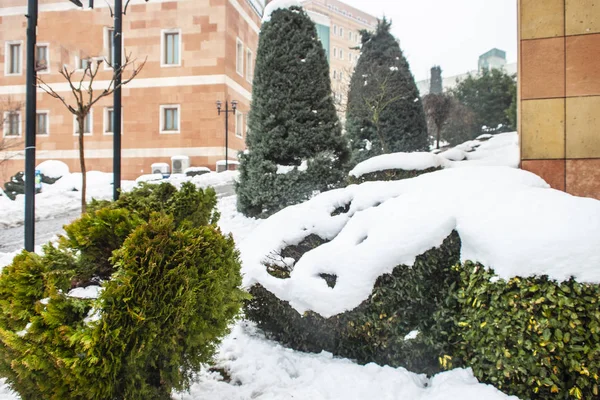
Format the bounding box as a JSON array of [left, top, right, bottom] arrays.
[[245, 231, 462, 375], [445, 262, 600, 400], [0, 182, 244, 399]]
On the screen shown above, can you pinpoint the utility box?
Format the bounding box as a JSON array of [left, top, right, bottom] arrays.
[[171, 156, 190, 174], [216, 160, 240, 173], [151, 163, 171, 178]]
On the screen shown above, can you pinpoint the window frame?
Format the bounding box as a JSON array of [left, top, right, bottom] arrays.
[[3, 110, 22, 137], [5, 40, 24, 76], [36, 43, 50, 74], [159, 104, 181, 134], [103, 26, 116, 70], [340, 27, 344, 37], [73, 110, 94, 136], [236, 38, 244, 76], [246, 48, 253, 83], [103, 106, 124, 136], [36, 110, 50, 136], [161, 28, 182, 68], [235, 110, 244, 138]]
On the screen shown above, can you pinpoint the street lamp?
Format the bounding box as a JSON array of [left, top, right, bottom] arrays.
[[216, 100, 238, 171]]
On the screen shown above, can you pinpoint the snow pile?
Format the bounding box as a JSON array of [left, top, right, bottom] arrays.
[[262, 0, 301, 22], [36, 160, 69, 179], [67, 285, 103, 300], [192, 171, 239, 189], [277, 161, 308, 175], [135, 173, 164, 183], [351, 132, 519, 179], [179, 322, 518, 400], [241, 167, 600, 317], [184, 166, 211, 175], [350, 152, 446, 178]]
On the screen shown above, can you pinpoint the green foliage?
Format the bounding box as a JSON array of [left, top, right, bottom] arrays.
[[236, 5, 349, 218], [452, 69, 516, 136], [445, 262, 600, 400], [245, 232, 462, 375], [348, 167, 441, 185], [0, 182, 244, 399], [346, 18, 429, 165]]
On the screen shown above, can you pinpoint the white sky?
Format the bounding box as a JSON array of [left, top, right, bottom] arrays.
[[331, 0, 518, 82]]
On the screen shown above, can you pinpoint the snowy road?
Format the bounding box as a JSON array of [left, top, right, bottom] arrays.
[[0, 212, 78, 253]]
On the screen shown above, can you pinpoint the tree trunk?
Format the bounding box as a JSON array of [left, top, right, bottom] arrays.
[[436, 124, 441, 150], [77, 116, 87, 214]]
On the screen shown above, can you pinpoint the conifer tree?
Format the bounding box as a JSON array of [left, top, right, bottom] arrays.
[[346, 19, 428, 164], [236, 5, 349, 218]]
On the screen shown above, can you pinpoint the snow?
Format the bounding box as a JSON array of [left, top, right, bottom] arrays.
[[178, 322, 518, 400], [350, 152, 447, 177], [277, 161, 308, 174], [262, 0, 301, 22], [135, 173, 164, 183], [404, 330, 420, 341], [185, 166, 211, 174], [36, 160, 69, 179], [67, 285, 103, 299], [241, 167, 600, 317], [350, 132, 520, 178], [216, 160, 240, 166]]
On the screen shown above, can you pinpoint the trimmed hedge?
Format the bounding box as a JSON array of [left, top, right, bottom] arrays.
[[0, 182, 245, 399], [445, 262, 600, 400], [348, 167, 442, 185], [245, 231, 461, 374]]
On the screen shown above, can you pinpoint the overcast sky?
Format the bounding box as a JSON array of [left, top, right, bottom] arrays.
[[337, 0, 518, 82]]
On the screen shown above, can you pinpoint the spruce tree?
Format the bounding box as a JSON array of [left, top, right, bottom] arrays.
[[236, 5, 349, 218], [346, 19, 428, 164]]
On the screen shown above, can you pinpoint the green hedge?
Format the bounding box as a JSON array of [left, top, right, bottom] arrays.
[[347, 167, 442, 185], [444, 262, 600, 400], [245, 231, 461, 374], [0, 182, 245, 399]]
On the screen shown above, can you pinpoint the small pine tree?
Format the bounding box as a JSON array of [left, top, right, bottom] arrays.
[[236, 5, 349, 219], [346, 18, 428, 165]]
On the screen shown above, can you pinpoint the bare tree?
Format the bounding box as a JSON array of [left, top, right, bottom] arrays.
[[36, 54, 145, 213], [0, 96, 24, 167], [422, 93, 453, 150]]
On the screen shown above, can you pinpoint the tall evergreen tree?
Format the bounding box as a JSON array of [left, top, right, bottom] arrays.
[[452, 68, 516, 135], [429, 66, 443, 95], [346, 19, 428, 165], [236, 5, 349, 218]]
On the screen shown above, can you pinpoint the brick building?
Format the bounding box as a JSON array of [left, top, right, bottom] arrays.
[[300, 0, 377, 113], [0, 0, 262, 181], [519, 0, 600, 199]]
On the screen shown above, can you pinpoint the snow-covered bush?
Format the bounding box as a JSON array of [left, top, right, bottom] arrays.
[[444, 262, 600, 400], [36, 160, 70, 184], [0, 182, 244, 399], [245, 231, 462, 374]]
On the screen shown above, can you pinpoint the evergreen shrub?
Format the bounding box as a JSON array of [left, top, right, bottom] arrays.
[[0, 182, 244, 399], [347, 167, 442, 185], [245, 231, 461, 375], [444, 262, 600, 400]]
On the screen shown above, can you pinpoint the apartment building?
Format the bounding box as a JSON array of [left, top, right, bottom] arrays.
[[0, 0, 262, 182], [300, 0, 378, 111]]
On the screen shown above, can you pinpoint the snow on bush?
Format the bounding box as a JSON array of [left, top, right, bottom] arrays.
[[36, 160, 69, 179], [350, 132, 519, 179], [241, 167, 600, 317], [262, 0, 301, 22]]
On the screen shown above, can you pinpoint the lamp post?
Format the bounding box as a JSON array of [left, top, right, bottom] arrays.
[[216, 100, 237, 171]]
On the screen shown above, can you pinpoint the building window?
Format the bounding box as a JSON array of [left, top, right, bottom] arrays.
[[74, 112, 93, 136], [246, 48, 253, 82], [333, 25, 337, 35], [340, 49, 344, 59], [36, 44, 49, 73], [340, 71, 344, 81], [235, 111, 244, 138], [6, 42, 22, 75], [76, 56, 91, 70], [3, 111, 21, 137], [333, 70, 337, 80], [36, 111, 49, 136], [348, 31, 352, 41], [333, 47, 337, 58], [106, 28, 115, 66], [236, 39, 244, 76], [340, 27, 344, 37], [160, 105, 180, 134], [162, 30, 181, 66]]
